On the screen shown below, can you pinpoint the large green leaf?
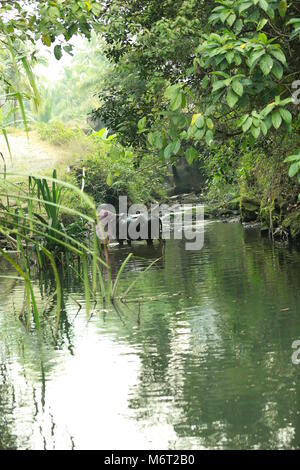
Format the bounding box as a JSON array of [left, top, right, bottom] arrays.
[[138, 117, 147, 130], [227, 13, 236, 27], [251, 125, 260, 139], [269, 49, 286, 65], [227, 89, 239, 108], [260, 121, 268, 136], [205, 130, 214, 146], [170, 92, 183, 111], [279, 108, 292, 124], [195, 115, 205, 129], [226, 51, 234, 64], [106, 172, 113, 186], [173, 140, 181, 155], [257, 19, 268, 31], [212, 80, 227, 92], [186, 147, 198, 165], [42, 34, 52, 47], [278, 0, 287, 19], [284, 153, 300, 163], [164, 84, 180, 100], [259, 0, 269, 12], [164, 140, 181, 159], [249, 49, 265, 68], [232, 79, 243, 97], [242, 116, 253, 132], [239, 2, 253, 14], [288, 161, 300, 177], [259, 54, 273, 76], [238, 114, 249, 127], [54, 44, 63, 60], [271, 62, 283, 80], [272, 110, 282, 129], [206, 118, 214, 129]]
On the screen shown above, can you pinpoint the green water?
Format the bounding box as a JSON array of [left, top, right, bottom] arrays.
[[1, 221, 300, 449]]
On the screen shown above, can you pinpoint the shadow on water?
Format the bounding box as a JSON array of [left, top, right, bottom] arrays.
[[1, 222, 300, 449]]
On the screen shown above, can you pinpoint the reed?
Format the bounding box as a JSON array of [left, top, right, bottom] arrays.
[[0, 170, 157, 332]]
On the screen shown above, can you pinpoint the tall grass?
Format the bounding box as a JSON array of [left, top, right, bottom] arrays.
[[0, 170, 142, 332]]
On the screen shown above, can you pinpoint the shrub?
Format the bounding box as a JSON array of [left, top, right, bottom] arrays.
[[75, 129, 168, 205], [35, 120, 83, 146]]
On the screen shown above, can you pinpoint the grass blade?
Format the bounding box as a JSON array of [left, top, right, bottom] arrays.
[[111, 253, 133, 300]]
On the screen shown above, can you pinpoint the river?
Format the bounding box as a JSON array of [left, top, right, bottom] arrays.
[[1, 220, 300, 449]]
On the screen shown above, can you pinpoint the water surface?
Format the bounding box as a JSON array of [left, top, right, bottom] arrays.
[[1, 221, 300, 449]]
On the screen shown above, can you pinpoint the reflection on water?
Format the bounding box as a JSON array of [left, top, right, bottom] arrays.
[[1, 221, 300, 449]]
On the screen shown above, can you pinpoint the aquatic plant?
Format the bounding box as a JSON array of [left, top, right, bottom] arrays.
[[0, 170, 152, 333]]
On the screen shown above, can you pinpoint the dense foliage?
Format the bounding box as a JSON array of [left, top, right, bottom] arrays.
[[92, 0, 300, 195], [92, 0, 211, 146]]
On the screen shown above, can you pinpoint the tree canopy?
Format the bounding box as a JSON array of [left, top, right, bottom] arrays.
[[1, 0, 300, 187], [90, 0, 300, 186]]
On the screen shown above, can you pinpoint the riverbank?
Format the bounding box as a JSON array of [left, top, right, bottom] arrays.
[[196, 137, 300, 244], [203, 197, 300, 244], [166, 191, 300, 245], [2, 125, 299, 245]]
